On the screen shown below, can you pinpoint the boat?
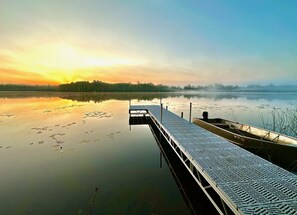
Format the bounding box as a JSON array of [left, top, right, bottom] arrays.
[[193, 112, 297, 172]]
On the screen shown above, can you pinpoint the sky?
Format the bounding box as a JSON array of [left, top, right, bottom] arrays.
[[0, 0, 296, 86]]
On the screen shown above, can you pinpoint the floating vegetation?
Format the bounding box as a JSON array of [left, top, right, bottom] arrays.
[[55, 104, 84, 110], [84, 111, 112, 118], [80, 139, 90, 144], [55, 133, 66, 136], [38, 141, 44, 144], [52, 144, 60, 148], [5, 146, 12, 149], [31, 127, 49, 131], [52, 143, 64, 152], [106, 131, 122, 139], [107, 133, 114, 139], [0, 113, 15, 118], [50, 133, 65, 145], [56, 140, 64, 144]]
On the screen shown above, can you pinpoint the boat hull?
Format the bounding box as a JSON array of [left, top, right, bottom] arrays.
[[193, 118, 297, 172]]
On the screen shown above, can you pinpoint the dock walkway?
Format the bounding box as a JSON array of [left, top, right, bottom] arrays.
[[129, 105, 297, 215]]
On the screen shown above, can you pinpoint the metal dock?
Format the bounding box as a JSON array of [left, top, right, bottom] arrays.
[[129, 105, 297, 215]]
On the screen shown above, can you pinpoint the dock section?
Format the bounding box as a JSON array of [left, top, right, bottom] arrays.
[[129, 105, 297, 215]]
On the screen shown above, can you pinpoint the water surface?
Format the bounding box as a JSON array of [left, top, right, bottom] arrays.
[[0, 91, 296, 214]]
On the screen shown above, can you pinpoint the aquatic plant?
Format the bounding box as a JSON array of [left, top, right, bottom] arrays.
[[259, 108, 297, 137]]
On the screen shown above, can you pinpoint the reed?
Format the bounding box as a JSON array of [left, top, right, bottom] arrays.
[[259, 108, 297, 137]]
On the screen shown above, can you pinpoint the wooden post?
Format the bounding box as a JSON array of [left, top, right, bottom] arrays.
[[181, 112, 183, 118], [273, 107, 276, 131], [161, 103, 163, 123], [189, 102, 192, 123], [166, 106, 168, 110]]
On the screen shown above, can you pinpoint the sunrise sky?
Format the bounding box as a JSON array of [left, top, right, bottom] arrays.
[[0, 0, 296, 86]]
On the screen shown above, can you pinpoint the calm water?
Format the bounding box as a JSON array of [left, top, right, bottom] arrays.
[[0, 91, 297, 214]]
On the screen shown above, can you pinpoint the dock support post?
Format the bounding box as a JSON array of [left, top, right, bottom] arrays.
[[166, 106, 168, 110], [161, 103, 163, 123], [189, 102, 192, 123], [181, 112, 183, 118]]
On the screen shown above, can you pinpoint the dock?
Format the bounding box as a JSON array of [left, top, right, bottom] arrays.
[[129, 105, 297, 215]]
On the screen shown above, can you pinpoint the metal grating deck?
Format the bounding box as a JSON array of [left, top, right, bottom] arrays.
[[130, 105, 297, 215]]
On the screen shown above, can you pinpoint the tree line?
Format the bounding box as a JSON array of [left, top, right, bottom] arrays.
[[59, 81, 176, 92], [1, 81, 296, 92]]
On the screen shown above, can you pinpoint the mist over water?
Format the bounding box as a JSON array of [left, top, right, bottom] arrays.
[[0, 91, 296, 214]]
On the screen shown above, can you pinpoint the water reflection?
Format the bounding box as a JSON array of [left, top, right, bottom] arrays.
[[0, 91, 297, 214], [0, 92, 190, 214], [1, 91, 297, 102]]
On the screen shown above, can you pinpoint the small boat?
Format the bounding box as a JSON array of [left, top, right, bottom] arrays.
[[193, 112, 297, 172]]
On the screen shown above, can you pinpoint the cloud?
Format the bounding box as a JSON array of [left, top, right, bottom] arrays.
[[1, 0, 296, 86]]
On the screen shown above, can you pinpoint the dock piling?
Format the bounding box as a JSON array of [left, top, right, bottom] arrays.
[[161, 103, 163, 123], [189, 102, 192, 122]]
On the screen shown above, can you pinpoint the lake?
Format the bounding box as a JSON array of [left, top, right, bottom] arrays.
[[0, 91, 297, 214]]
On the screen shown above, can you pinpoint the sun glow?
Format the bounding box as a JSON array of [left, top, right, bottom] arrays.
[[41, 44, 134, 69], [1, 42, 142, 84]]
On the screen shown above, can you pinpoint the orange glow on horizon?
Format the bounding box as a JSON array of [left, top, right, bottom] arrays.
[[0, 42, 146, 86]]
